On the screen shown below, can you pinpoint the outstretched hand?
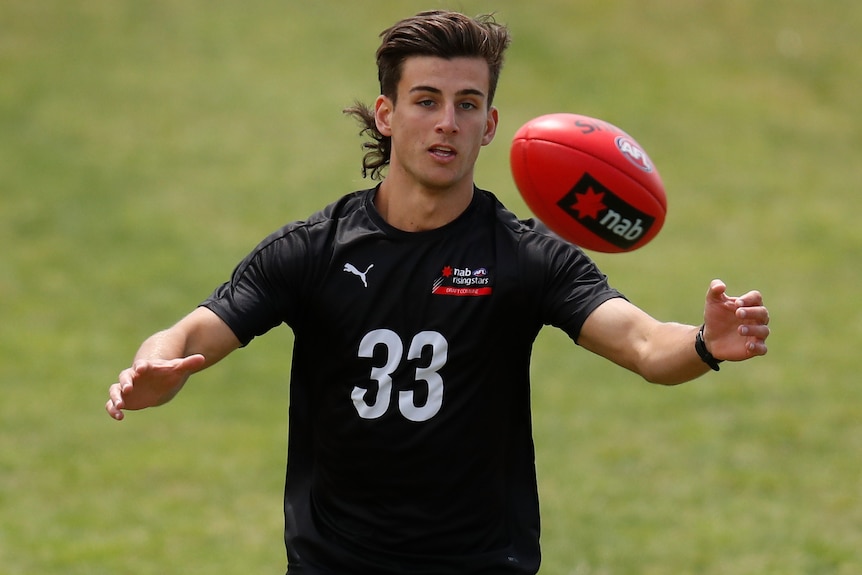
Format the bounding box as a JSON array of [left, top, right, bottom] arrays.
[[702, 279, 770, 362], [105, 354, 207, 421]]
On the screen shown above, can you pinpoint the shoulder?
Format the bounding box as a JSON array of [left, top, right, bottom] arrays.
[[313, 188, 372, 225], [226, 188, 375, 281], [284, 187, 372, 237], [478, 188, 588, 260], [478, 189, 620, 305], [255, 188, 374, 250]]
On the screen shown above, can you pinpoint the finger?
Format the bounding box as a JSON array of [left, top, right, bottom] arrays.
[[739, 321, 769, 358], [106, 385, 126, 420], [117, 366, 137, 390], [740, 323, 770, 339], [108, 381, 125, 407], [106, 400, 125, 420], [737, 305, 770, 324], [745, 339, 768, 356], [131, 358, 154, 374], [735, 289, 764, 307]]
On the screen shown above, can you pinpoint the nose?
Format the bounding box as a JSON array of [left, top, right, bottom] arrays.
[[436, 104, 459, 134]]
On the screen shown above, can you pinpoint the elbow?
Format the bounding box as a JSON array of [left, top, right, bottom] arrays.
[[644, 374, 689, 386], [638, 364, 706, 386]]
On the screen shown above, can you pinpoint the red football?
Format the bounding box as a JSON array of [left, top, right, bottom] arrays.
[[510, 113, 667, 253]]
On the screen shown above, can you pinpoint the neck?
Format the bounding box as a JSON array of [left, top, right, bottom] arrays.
[[375, 179, 474, 232]]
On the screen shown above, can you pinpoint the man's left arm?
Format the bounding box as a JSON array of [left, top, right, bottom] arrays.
[[577, 279, 769, 385]]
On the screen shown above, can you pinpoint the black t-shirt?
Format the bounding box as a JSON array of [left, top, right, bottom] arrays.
[[202, 187, 624, 575]]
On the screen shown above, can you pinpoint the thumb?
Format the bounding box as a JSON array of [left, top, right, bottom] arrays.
[[707, 278, 728, 302], [177, 354, 207, 372]]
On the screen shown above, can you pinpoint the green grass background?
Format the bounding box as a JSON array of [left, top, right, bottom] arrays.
[[2, 1, 860, 573]]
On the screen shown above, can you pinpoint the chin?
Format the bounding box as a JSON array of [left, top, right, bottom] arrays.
[[421, 169, 471, 191]]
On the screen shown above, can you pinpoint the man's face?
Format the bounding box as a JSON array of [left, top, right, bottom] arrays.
[[374, 56, 498, 193]]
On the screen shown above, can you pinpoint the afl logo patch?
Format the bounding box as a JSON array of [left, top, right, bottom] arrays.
[[432, 265, 493, 297], [615, 136, 653, 173]]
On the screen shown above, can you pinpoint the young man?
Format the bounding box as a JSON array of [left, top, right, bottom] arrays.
[[106, 11, 769, 574]]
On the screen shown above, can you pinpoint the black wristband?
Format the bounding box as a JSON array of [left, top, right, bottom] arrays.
[[695, 324, 723, 371]]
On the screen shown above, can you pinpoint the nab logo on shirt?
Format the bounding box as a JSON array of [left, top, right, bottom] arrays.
[[432, 265, 493, 297]]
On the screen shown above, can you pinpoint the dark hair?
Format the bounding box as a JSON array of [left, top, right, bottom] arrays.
[[344, 11, 512, 179]]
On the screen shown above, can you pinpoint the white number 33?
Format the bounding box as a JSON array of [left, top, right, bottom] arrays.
[[352, 329, 448, 422]]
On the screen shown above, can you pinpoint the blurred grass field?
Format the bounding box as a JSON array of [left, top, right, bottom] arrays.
[[2, 1, 861, 573]]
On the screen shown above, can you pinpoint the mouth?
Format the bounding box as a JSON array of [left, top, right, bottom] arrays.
[[428, 145, 457, 160]]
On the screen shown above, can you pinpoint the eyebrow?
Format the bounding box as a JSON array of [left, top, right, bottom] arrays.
[[409, 85, 487, 99]]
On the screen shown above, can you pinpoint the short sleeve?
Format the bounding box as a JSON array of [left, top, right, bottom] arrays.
[[519, 223, 625, 343]]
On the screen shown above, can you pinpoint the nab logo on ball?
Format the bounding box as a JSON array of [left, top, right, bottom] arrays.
[[556, 173, 656, 250]]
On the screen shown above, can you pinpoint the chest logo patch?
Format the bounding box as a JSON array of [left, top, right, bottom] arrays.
[[432, 265, 493, 297], [343, 262, 374, 288]]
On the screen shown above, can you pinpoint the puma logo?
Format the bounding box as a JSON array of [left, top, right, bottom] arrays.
[[343, 262, 374, 288]]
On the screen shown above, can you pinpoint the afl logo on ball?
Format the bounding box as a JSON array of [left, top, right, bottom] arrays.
[[615, 136, 653, 173]]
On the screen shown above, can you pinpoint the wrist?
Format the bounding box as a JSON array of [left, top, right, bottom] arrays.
[[695, 324, 723, 371]]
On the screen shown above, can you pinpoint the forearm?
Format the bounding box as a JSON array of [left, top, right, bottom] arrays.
[[134, 307, 241, 368], [579, 299, 712, 386], [134, 328, 191, 363], [634, 322, 710, 385]]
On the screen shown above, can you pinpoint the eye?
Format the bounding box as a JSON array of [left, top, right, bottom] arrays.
[[459, 101, 478, 110]]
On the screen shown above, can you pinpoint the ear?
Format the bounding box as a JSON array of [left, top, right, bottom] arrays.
[[374, 95, 394, 137], [481, 106, 499, 146]]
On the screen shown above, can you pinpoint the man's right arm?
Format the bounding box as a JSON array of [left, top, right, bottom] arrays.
[[105, 306, 242, 421]]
